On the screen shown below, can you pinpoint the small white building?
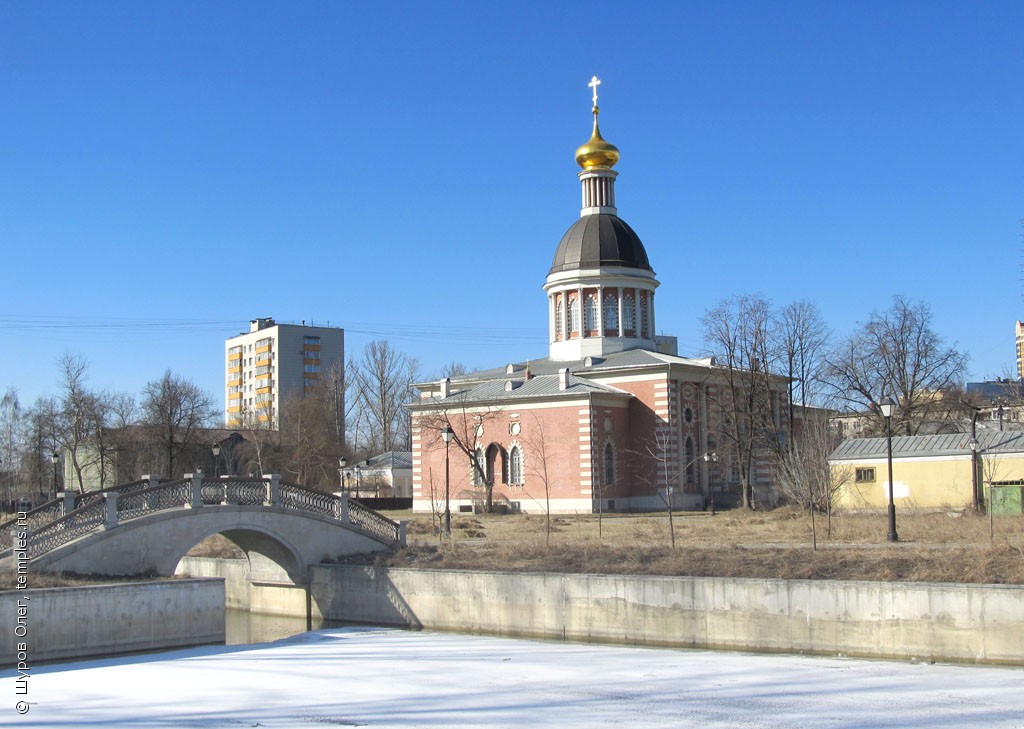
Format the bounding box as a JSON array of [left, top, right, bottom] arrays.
[[342, 452, 413, 498]]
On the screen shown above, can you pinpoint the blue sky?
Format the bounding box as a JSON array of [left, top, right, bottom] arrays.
[[2, 1, 1022, 408]]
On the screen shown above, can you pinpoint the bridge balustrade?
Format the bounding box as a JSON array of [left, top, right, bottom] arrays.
[[0, 474, 404, 563], [27, 501, 107, 560], [117, 481, 191, 522], [349, 499, 402, 544]]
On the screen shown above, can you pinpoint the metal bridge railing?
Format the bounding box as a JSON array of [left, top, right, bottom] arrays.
[[0, 474, 405, 563]]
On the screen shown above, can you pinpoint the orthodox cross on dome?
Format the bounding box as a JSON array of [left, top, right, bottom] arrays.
[[588, 75, 601, 108]]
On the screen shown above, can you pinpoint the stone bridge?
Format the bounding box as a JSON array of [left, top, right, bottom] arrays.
[[0, 474, 405, 585]]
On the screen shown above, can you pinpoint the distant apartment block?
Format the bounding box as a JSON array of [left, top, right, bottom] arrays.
[[225, 318, 344, 428], [1017, 321, 1024, 380]]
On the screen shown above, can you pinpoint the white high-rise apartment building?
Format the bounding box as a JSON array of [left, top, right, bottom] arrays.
[[225, 318, 344, 429]]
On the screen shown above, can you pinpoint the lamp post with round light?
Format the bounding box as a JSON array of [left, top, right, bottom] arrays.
[[703, 452, 719, 515], [968, 436, 980, 512], [338, 456, 347, 494], [212, 443, 221, 478], [50, 451, 60, 501], [879, 401, 898, 543], [441, 424, 454, 537]]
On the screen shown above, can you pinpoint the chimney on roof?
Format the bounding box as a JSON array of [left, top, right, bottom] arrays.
[[439, 377, 451, 398], [559, 368, 570, 391]]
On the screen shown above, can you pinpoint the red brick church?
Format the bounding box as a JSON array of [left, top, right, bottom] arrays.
[[409, 79, 789, 515]]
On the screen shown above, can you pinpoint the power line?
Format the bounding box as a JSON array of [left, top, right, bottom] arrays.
[[0, 315, 545, 345]]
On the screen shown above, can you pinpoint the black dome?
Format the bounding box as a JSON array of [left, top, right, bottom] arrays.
[[549, 214, 652, 275]]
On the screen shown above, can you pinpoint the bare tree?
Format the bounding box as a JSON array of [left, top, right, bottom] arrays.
[[350, 341, 420, 454], [524, 414, 559, 547], [0, 389, 22, 507], [702, 294, 785, 509], [439, 362, 469, 378], [776, 300, 830, 437], [235, 405, 281, 478], [414, 392, 502, 512], [140, 370, 216, 479], [821, 296, 968, 435], [320, 358, 346, 447], [50, 354, 107, 493], [774, 414, 849, 548], [628, 427, 684, 549], [22, 398, 57, 502], [279, 392, 341, 490]]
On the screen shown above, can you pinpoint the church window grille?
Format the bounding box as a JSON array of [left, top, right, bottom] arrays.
[[603, 291, 618, 334], [622, 292, 635, 334], [639, 293, 649, 338], [584, 292, 598, 334], [509, 445, 523, 485], [555, 297, 564, 341], [569, 294, 581, 336], [471, 447, 485, 486], [604, 442, 615, 487], [685, 436, 696, 488]]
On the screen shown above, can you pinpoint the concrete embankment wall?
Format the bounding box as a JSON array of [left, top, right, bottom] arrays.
[[1, 579, 224, 667], [176, 558, 1024, 665], [178, 557, 308, 615], [314, 566, 1024, 665]]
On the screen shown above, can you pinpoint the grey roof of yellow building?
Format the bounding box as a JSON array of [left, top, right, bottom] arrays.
[[830, 431, 1024, 461]]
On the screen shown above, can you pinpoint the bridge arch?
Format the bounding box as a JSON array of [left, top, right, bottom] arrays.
[[171, 522, 307, 585], [3, 475, 403, 581]]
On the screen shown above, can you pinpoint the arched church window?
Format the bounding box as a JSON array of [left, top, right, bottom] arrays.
[[509, 445, 523, 485], [685, 436, 696, 487], [569, 294, 581, 337], [471, 447, 485, 486], [604, 442, 615, 487], [603, 291, 618, 334], [584, 292, 598, 334], [639, 293, 649, 338], [486, 443, 506, 485], [622, 291, 635, 334], [555, 296, 564, 341]]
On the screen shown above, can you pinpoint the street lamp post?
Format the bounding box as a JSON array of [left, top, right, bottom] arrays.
[[212, 444, 221, 478], [354, 466, 362, 499], [703, 452, 719, 515], [968, 436, 980, 512], [50, 451, 59, 501], [339, 456, 347, 494], [441, 424, 454, 537], [879, 401, 898, 543]]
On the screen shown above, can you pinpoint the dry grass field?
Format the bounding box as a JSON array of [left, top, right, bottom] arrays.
[[7, 506, 1022, 589], [377, 506, 1024, 585]]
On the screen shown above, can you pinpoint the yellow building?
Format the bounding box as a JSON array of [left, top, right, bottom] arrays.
[[830, 431, 1024, 511]]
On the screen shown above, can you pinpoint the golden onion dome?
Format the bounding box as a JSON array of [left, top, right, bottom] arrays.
[[575, 108, 619, 169]]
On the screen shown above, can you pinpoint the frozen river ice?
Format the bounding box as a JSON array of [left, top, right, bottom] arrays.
[[3, 627, 1023, 728]]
